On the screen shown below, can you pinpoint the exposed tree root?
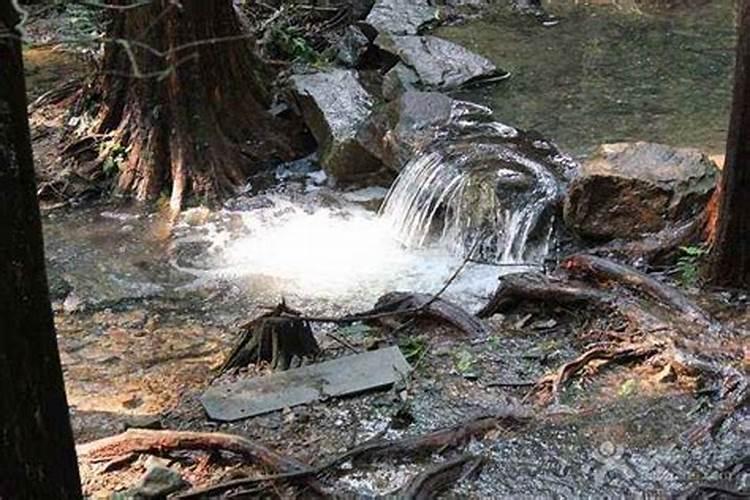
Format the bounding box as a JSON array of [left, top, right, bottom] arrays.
[[219, 302, 320, 374], [399, 454, 484, 499], [560, 254, 716, 331], [524, 341, 663, 404], [476, 272, 614, 319], [177, 410, 528, 499], [323, 410, 528, 467], [76, 428, 326, 495], [481, 254, 746, 439], [588, 214, 706, 266]]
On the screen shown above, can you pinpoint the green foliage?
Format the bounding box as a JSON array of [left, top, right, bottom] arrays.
[[337, 323, 373, 337], [101, 140, 128, 177], [453, 349, 476, 376], [399, 336, 428, 363], [618, 378, 637, 397], [677, 245, 708, 287], [269, 27, 327, 65]]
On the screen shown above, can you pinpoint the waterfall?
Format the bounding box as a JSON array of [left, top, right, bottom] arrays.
[[379, 102, 576, 264]]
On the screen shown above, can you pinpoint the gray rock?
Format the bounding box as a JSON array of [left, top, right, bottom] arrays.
[[564, 142, 718, 240], [359, 91, 491, 170], [118, 462, 188, 499], [336, 25, 371, 67], [382, 62, 420, 100], [364, 0, 440, 35], [289, 69, 382, 180], [375, 34, 508, 91]]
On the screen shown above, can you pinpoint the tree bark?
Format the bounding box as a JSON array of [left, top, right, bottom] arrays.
[[708, 0, 750, 287], [0, 3, 82, 498], [83, 0, 305, 211]]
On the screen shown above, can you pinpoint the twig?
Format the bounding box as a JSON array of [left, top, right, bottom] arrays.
[[325, 332, 360, 354]]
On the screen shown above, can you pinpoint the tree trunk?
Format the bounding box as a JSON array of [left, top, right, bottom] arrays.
[[85, 0, 304, 211], [708, 0, 750, 287], [0, 3, 82, 499]]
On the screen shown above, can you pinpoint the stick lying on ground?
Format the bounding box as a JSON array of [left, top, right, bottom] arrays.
[[399, 454, 484, 500]]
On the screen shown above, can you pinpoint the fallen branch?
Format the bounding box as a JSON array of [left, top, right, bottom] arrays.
[[399, 455, 484, 499]]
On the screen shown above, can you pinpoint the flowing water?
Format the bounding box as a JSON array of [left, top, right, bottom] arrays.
[[379, 103, 576, 264]]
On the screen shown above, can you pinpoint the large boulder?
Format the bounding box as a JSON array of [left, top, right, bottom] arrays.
[[364, 0, 440, 35], [563, 142, 718, 240], [375, 34, 508, 95], [289, 69, 382, 180]]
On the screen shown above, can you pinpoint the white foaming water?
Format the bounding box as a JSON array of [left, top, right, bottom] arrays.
[[171, 195, 507, 311]]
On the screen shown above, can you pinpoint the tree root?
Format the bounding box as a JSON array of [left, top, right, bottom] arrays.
[[176, 410, 528, 499], [525, 341, 663, 404], [399, 454, 484, 499], [480, 254, 746, 439], [77, 428, 327, 495], [219, 301, 320, 374], [323, 410, 528, 467]]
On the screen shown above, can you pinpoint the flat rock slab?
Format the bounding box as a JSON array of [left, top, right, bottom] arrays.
[[365, 0, 440, 35], [201, 347, 412, 421], [376, 34, 507, 92]]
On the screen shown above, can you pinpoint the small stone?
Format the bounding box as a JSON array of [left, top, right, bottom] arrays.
[[531, 319, 558, 330], [119, 462, 189, 499], [123, 414, 162, 430], [63, 292, 83, 314]]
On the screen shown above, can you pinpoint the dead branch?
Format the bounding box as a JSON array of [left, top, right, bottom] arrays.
[[399, 455, 484, 499]]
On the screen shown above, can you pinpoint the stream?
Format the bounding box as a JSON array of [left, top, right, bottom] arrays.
[[35, 0, 748, 496]]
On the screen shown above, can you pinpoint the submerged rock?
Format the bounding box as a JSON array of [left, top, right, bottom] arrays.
[[289, 69, 382, 180], [376, 34, 508, 94], [564, 142, 718, 240], [364, 0, 440, 35]]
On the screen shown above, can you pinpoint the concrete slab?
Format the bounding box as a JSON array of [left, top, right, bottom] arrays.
[[201, 346, 412, 421]]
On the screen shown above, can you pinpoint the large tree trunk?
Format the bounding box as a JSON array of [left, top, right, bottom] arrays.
[[0, 3, 82, 498], [85, 0, 303, 211], [708, 0, 750, 287]]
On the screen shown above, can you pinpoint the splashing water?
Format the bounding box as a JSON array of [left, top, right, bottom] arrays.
[[379, 102, 576, 264], [171, 100, 575, 310]]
